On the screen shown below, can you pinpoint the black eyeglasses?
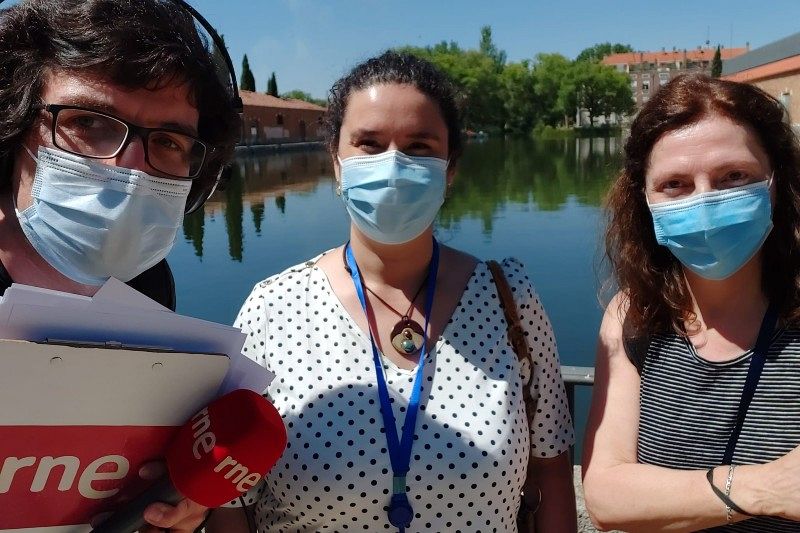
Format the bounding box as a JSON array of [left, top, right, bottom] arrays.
[[41, 104, 208, 179]]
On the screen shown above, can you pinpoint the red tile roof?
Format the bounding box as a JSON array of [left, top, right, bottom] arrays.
[[602, 47, 748, 66], [240, 90, 326, 111]]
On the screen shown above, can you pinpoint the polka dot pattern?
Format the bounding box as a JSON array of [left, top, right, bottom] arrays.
[[228, 256, 574, 532]]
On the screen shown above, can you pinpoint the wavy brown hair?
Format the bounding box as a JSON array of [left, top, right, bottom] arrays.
[[604, 73, 800, 338]]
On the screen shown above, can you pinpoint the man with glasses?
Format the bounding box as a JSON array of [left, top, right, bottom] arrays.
[[0, 0, 240, 530]]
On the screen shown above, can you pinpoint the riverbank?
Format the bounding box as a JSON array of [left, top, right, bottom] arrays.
[[235, 141, 324, 155]]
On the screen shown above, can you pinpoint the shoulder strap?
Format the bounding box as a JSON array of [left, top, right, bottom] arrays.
[[486, 260, 537, 422]]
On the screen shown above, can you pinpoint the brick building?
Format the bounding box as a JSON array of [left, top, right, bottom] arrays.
[[722, 32, 800, 129], [603, 47, 748, 108], [240, 90, 326, 145]]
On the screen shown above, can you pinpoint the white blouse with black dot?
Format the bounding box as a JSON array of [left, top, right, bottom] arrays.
[[229, 255, 574, 532]]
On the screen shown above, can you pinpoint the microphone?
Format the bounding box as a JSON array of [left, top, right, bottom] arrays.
[[91, 389, 287, 533]]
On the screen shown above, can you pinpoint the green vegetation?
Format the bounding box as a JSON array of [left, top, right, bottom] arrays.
[[240, 54, 256, 92], [267, 72, 279, 97], [281, 90, 327, 107], [711, 45, 722, 78], [399, 28, 633, 137], [574, 42, 633, 63]]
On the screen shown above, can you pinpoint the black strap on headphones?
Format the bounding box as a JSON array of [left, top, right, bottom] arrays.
[[0, 0, 242, 114], [162, 0, 243, 114]]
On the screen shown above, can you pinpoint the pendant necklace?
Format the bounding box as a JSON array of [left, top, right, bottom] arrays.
[[342, 246, 429, 355]]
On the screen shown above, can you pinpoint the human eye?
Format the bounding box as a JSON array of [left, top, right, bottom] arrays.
[[720, 170, 752, 187], [60, 112, 115, 133], [404, 141, 435, 156], [151, 132, 191, 153], [658, 178, 689, 196], [352, 137, 382, 154]]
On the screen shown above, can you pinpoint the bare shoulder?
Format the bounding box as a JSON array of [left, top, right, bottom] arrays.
[[438, 245, 479, 291], [598, 291, 629, 350]]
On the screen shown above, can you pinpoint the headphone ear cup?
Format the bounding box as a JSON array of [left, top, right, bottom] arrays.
[[184, 163, 231, 215]]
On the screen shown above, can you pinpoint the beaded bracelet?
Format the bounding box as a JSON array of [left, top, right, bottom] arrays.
[[705, 467, 757, 520]]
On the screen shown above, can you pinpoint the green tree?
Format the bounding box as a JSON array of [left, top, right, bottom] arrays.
[[281, 90, 326, 107], [240, 54, 256, 91], [531, 53, 572, 126], [501, 60, 537, 134], [399, 28, 507, 132], [479, 26, 506, 69], [562, 61, 633, 126], [711, 45, 723, 77], [575, 42, 633, 63], [267, 72, 278, 97]]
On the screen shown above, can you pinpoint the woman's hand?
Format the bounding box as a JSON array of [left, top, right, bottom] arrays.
[[734, 445, 800, 521], [140, 499, 210, 532]]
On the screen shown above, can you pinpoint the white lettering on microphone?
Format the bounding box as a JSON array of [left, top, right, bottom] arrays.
[[191, 407, 216, 459], [0, 454, 129, 498], [213, 456, 262, 493]]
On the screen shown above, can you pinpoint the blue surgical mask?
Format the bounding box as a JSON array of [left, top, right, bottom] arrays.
[[338, 150, 447, 245], [649, 180, 773, 280], [17, 146, 190, 286]]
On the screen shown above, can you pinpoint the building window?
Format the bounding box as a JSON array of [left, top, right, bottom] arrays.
[[642, 73, 651, 81], [642, 81, 650, 95], [659, 72, 669, 84], [276, 113, 284, 126], [631, 80, 638, 90]]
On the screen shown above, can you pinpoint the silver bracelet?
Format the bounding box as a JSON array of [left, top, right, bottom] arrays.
[[724, 465, 736, 523]]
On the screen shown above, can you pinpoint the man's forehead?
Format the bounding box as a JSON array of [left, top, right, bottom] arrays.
[[40, 70, 199, 132]]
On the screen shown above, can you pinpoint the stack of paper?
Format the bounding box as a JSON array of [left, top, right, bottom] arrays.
[[0, 279, 274, 532], [0, 278, 272, 394]]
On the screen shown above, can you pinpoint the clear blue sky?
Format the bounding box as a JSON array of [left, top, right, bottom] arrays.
[[187, 0, 800, 98], [6, 0, 799, 99]]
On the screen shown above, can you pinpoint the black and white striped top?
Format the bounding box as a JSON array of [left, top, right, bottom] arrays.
[[638, 328, 800, 532]]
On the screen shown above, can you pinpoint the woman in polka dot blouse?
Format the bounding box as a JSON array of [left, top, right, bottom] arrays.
[[208, 51, 576, 533]]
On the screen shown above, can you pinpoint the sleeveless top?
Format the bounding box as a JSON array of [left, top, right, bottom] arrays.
[[637, 329, 800, 532]]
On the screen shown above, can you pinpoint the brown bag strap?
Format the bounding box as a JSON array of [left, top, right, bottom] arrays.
[[486, 260, 537, 418], [487, 260, 542, 526]]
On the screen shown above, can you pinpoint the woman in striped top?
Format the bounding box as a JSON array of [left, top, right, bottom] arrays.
[[582, 74, 800, 532]]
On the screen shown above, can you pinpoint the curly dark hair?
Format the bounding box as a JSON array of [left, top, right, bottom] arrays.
[[0, 0, 240, 213], [604, 73, 800, 340], [323, 50, 463, 163]]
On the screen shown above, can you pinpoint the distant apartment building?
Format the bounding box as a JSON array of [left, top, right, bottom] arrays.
[[722, 32, 800, 129], [602, 47, 748, 108], [240, 90, 326, 145]]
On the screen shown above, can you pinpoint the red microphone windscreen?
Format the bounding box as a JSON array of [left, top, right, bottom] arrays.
[[164, 389, 286, 507]]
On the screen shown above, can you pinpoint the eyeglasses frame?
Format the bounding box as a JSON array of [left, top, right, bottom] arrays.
[[40, 103, 209, 180]]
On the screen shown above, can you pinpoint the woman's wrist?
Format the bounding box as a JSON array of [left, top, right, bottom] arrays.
[[730, 463, 772, 517]]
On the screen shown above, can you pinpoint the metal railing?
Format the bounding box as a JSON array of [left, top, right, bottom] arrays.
[[562, 365, 595, 421]]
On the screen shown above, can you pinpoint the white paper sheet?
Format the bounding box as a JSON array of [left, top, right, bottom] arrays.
[[0, 279, 272, 394]]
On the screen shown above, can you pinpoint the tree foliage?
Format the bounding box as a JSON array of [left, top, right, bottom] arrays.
[[711, 45, 723, 78], [267, 72, 279, 97], [399, 30, 634, 134], [240, 54, 256, 92], [282, 90, 327, 107], [575, 42, 634, 63]]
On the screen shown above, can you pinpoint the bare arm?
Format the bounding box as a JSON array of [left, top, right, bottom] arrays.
[[581, 295, 800, 532], [205, 507, 252, 533], [532, 451, 577, 532]]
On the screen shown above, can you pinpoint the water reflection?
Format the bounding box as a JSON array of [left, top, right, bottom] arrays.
[[182, 150, 335, 261], [441, 137, 620, 233], [181, 138, 620, 262]]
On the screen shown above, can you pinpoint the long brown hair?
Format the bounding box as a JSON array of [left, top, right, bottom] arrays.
[[604, 73, 800, 337]]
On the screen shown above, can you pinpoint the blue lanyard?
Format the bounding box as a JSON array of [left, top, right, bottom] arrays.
[[722, 302, 778, 464], [344, 239, 439, 533]]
